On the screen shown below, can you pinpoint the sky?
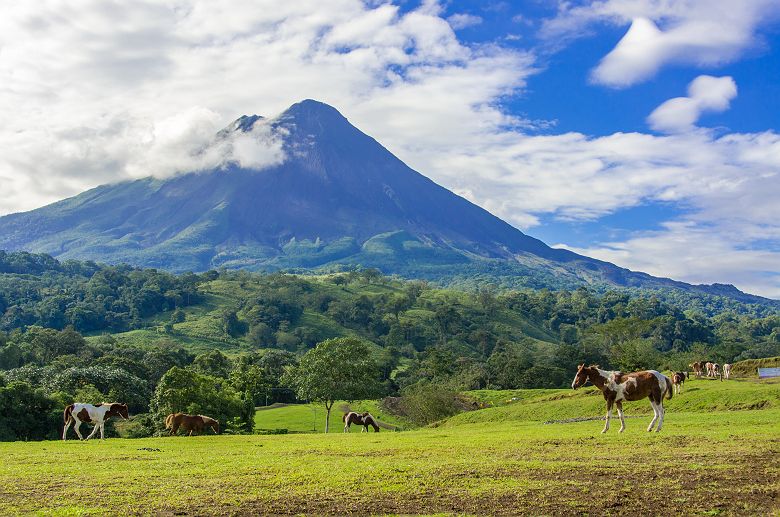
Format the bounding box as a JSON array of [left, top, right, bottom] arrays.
[[1, 0, 780, 297]]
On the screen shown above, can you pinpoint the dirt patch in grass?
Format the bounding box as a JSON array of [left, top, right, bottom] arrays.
[[162, 453, 779, 516]]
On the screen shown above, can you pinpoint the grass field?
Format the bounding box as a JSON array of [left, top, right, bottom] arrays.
[[1, 379, 778, 515]]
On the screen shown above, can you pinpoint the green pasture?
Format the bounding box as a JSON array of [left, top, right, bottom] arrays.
[[1, 378, 778, 515]]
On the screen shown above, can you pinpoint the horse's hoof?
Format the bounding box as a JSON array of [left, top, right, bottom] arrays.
[[601, 429, 608, 434], [619, 428, 625, 433]]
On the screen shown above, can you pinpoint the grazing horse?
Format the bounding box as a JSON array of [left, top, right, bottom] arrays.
[[706, 362, 717, 378], [689, 362, 704, 378], [672, 371, 686, 395], [723, 363, 732, 380], [165, 413, 219, 436], [342, 411, 380, 433], [63, 402, 129, 440], [712, 363, 721, 380], [571, 364, 672, 433]]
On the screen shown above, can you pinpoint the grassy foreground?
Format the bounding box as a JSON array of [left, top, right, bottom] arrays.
[[1, 381, 779, 516]]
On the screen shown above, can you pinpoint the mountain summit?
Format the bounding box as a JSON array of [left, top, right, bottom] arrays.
[[0, 100, 770, 302]]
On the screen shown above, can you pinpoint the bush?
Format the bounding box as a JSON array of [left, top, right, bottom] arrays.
[[398, 382, 461, 426]]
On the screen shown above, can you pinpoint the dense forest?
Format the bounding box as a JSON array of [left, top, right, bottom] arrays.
[[0, 251, 778, 440]]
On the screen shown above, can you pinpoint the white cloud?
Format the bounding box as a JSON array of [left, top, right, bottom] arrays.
[[558, 221, 780, 299], [541, 0, 780, 87], [447, 13, 483, 30], [648, 75, 737, 133]]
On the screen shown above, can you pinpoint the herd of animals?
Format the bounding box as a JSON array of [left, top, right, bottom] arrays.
[[60, 361, 735, 440]]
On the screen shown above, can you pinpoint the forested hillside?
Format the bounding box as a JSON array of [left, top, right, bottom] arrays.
[[0, 251, 778, 440]]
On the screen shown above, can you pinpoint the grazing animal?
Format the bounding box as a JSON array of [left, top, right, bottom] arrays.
[[712, 363, 721, 380], [672, 371, 686, 395], [689, 362, 704, 378], [706, 362, 715, 378], [723, 363, 732, 380], [63, 402, 129, 440], [571, 364, 672, 433], [165, 413, 219, 436], [342, 411, 380, 433]]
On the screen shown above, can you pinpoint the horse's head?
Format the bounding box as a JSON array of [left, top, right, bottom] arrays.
[[210, 419, 220, 434], [571, 364, 591, 390], [111, 403, 129, 419]]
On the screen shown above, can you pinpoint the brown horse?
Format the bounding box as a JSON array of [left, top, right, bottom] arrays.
[[165, 413, 219, 436], [689, 361, 704, 378], [671, 371, 686, 395], [342, 411, 380, 432], [571, 364, 672, 433]]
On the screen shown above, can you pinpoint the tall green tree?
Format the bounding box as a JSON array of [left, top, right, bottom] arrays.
[[282, 337, 381, 432]]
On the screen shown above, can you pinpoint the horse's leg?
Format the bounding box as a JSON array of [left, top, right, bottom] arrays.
[[616, 401, 626, 433], [63, 418, 72, 441], [362, 425, 367, 433], [100, 422, 105, 440], [74, 419, 85, 440], [344, 422, 349, 433], [602, 399, 613, 433], [647, 401, 659, 432], [85, 422, 100, 440], [655, 399, 665, 432]]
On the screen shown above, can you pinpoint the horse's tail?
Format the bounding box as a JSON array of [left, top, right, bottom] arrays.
[[164, 413, 174, 429], [665, 376, 673, 400], [63, 404, 73, 424], [342, 412, 350, 423]]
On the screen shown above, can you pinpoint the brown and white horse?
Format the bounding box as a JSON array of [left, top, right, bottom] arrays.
[[671, 371, 686, 395], [571, 364, 673, 433], [165, 413, 220, 436], [689, 362, 704, 378], [63, 402, 129, 440], [342, 411, 380, 433], [723, 363, 732, 380]]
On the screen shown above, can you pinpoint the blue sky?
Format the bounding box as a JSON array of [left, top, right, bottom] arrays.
[[0, 0, 779, 296]]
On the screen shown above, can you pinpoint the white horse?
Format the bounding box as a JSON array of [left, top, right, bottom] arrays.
[[723, 363, 732, 380], [63, 403, 129, 440]]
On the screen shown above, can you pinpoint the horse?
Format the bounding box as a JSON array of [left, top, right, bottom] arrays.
[[706, 362, 716, 378], [63, 402, 129, 440], [723, 363, 732, 380], [342, 411, 380, 433], [672, 371, 686, 395], [571, 364, 673, 433], [689, 361, 704, 378], [712, 363, 721, 380], [165, 413, 219, 436]]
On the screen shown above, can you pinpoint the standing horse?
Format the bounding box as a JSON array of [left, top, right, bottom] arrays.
[[342, 411, 380, 432], [672, 371, 686, 395], [706, 362, 716, 378], [571, 364, 672, 433], [689, 362, 704, 378], [723, 363, 732, 380], [63, 402, 129, 440], [165, 413, 219, 436]]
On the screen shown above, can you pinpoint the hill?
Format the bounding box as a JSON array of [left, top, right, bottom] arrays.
[[0, 100, 775, 305]]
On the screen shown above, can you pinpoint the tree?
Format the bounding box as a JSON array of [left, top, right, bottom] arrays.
[[282, 337, 381, 432]]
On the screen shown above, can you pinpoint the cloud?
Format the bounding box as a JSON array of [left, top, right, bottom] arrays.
[[541, 0, 780, 87], [647, 75, 737, 133], [557, 221, 780, 299], [447, 13, 483, 30]]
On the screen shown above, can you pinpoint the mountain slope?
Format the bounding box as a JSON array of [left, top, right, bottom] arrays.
[[0, 100, 773, 303]]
